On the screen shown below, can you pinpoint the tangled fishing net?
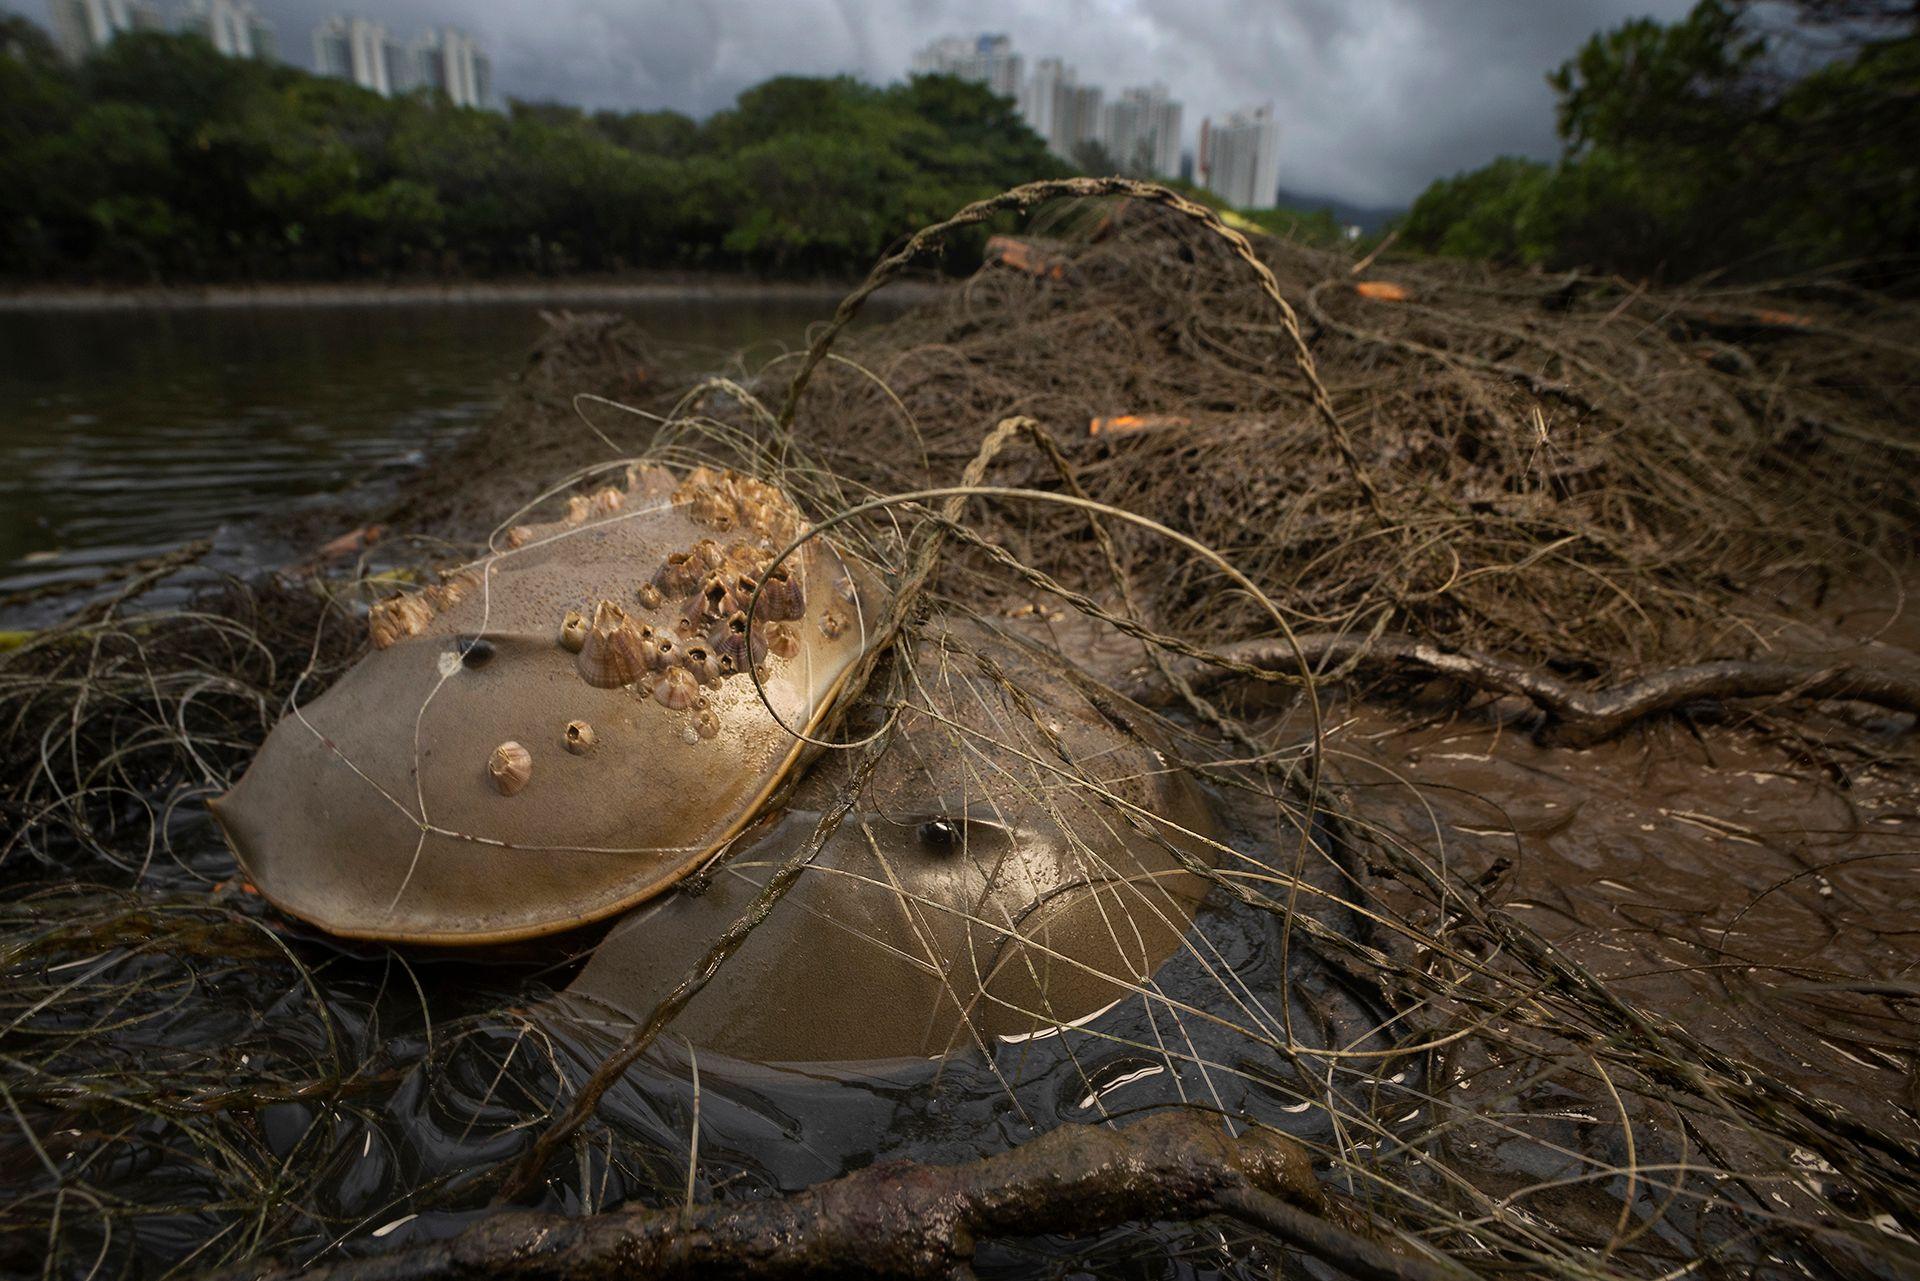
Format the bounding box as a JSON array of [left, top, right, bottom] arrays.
[[3, 179, 1918, 1280]]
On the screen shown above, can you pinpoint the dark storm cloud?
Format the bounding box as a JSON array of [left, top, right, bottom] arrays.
[[6, 0, 1696, 205]]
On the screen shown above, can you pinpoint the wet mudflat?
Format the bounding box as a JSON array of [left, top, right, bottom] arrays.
[[1342, 701, 1920, 1161]]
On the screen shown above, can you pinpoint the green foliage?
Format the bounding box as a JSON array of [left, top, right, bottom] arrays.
[[1399, 0, 1920, 280], [0, 31, 1062, 281], [1229, 202, 1347, 248], [1400, 157, 1557, 263]]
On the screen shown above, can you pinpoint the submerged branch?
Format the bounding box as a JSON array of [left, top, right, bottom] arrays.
[[219, 1112, 1461, 1281], [1141, 632, 1920, 746]]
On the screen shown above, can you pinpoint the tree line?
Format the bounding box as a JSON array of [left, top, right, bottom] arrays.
[[1397, 0, 1919, 282], [0, 20, 1065, 281], [7, 2, 1911, 287]]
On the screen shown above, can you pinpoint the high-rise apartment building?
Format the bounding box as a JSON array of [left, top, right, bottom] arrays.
[[180, 0, 274, 60], [972, 33, 1023, 100], [1019, 56, 1067, 143], [911, 32, 1022, 100], [314, 15, 491, 107], [46, 0, 161, 62], [1050, 81, 1104, 160], [912, 34, 966, 74], [413, 26, 491, 109], [314, 15, 401, 94], [1101, 84, 1182, 178], [1198, 103, 1281, 208]]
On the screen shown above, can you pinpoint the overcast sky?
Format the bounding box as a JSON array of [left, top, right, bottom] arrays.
[[9, 0, 1697, 206]]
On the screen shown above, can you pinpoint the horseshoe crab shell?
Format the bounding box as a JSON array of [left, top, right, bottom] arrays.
[[209, 466, 885, 945], [561, 622, 1219, 1063]]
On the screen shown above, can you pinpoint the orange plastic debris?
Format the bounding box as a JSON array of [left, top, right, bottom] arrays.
[[986, 235, 1067, 281], [1089, 414, 1193, 437], [315, 524, 387, 562], [1353, 280, 1412, 302], [1692, 307, 1814, 331]]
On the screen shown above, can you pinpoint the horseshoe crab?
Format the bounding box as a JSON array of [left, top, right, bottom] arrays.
[[560, 622, 1219, 1062], [210, 465, 885, 944]]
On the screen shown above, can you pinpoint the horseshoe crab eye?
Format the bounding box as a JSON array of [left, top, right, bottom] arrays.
[[454, 635, 495, 668], [918, 818, 962, 854]]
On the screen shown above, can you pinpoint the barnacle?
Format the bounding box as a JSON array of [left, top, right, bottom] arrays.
[[654, 665, 699, 710], [487, 741, 532, 795], [369, 593, 434, 650], [576, 600, 647, 688], [756, 564, 806, 621]]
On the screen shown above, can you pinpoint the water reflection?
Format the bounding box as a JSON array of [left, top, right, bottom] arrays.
[[0, 297, 852, 608]]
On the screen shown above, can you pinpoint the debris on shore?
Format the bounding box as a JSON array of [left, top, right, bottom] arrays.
[[4, 183, 1918, 1280]]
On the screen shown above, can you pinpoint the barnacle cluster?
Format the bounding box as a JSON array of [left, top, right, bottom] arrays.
[[673, 465, 803, 547], [367, 593, 434, 650], [549, 467, 844, 724], [369, 465, 855, 746], [368, 566, 482, 650]]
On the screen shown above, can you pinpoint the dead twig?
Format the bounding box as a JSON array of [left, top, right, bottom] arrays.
[[1139, 632, 1920, 747], [219, 1111, 1462, 1281]]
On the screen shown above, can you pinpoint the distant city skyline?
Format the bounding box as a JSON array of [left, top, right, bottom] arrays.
[[916, 34, 1307, 207], [311, 13, 490, 107], [913, 34, 1188, 187], [10, 0, 1699, 208], [42, 1, 491, 107]]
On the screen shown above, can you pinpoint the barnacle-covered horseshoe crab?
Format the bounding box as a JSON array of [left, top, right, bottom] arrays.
[[210, 464, 885, 944], [561, 621, 1220, 1063]]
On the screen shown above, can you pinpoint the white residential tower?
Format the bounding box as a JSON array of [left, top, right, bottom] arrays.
[[46, 0, 160, 62], [1199, 104, 1282, 208], [313, 15, 491, 107], [180, 0, 274, 59]]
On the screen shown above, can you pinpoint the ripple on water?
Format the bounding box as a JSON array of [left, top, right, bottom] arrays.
[[0, 296, 856, 619]]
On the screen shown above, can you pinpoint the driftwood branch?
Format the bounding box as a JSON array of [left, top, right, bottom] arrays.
[[1137, 633, 1920, 747], [212, 1112, 1461, 1281]]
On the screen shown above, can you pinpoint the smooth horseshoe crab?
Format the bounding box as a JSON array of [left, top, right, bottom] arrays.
[[211, 464, 884, 944], [561, 621, 1219, 1063]]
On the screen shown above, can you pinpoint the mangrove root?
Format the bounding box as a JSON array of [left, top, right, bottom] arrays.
[[212, 1111, 1460, 1281], [1141, 632, 1920, 747]]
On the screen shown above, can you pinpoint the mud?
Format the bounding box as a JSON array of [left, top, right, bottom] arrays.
[[1342, 697, 1920, 1118]]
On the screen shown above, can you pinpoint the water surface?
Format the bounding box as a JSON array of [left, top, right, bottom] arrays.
[[0, 296, 852, 615]]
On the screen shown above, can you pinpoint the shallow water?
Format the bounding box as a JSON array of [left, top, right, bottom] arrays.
[[0, 297, 852, 616]]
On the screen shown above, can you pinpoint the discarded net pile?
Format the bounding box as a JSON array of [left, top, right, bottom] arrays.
[[775, 193, 1920, 672], [2, 179, 1918, 1281]]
